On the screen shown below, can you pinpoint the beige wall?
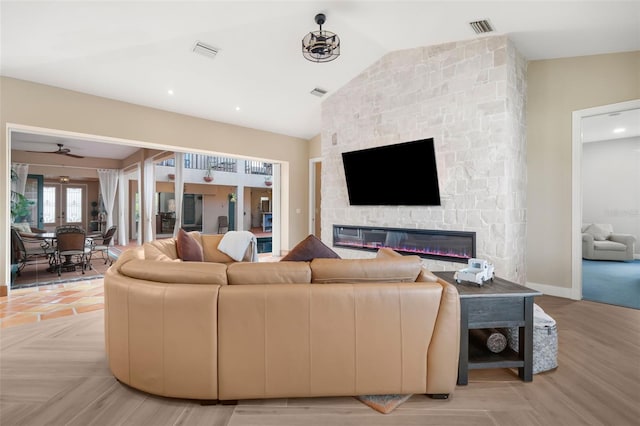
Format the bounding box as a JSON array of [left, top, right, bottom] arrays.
[[308, 134, 321, 159], [2, 77, 310, 286], [526, 51, 640, 289]]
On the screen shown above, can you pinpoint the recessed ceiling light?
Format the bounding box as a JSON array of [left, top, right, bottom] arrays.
[[167, 89, 174, 95], [613, 127, 626, 133], [235, 106, 241, 111]]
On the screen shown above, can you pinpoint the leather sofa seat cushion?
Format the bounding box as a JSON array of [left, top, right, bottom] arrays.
[[594, 240, 627, 251], [227, 262, 311, 285], [120, 259, 228, 285], [310, 257, 422, 284]]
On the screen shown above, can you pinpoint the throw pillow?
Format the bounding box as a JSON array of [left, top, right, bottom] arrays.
[[11, 222, 31, 233], [176, 228, 204, 261], [585, 224, 611, 241], [281, 234, 340, 262]]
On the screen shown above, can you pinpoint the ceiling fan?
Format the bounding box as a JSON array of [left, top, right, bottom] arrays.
[[27, 143, 84, 159]]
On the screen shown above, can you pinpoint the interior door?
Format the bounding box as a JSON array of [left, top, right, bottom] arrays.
[[23, 174, 44, 229], [42, 183, 87, 231]]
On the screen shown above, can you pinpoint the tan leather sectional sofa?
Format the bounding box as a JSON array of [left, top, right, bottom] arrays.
[[104, 234, 460, 402]]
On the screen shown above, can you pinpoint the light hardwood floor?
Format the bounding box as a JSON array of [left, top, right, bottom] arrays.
[[1, 294, 638, 426]]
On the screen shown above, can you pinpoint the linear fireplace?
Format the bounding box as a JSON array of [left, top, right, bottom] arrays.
[[333, 225, 476, 263]]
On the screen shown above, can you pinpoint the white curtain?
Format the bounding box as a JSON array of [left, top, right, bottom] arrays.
[[173, 152, 184, 237], [117, 169, 128, 246], [11, 163, 29, 195], [97, 169, 119, 230], [143, 159, 155, 242], [136, 166, 142, 245]]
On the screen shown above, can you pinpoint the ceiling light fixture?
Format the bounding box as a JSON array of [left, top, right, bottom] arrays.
[[613, 127, 626, 133], [59, 176, 70, 183], [302, 13, 340, 63]]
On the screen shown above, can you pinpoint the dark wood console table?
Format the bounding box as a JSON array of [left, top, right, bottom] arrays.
[[434, 271, 542, 385]]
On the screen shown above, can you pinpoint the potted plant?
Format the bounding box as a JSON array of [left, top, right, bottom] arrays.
[[264, 176, 273, 186], [204, 163, 214, 182], [10, 169, 34, 223], [11, 194, 34, 223]]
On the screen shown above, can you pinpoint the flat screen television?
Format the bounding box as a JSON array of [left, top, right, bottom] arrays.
[[342, 138, 441, 206]]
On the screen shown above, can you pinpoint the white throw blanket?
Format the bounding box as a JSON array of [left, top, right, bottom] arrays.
[[218, 231, 258, 262]]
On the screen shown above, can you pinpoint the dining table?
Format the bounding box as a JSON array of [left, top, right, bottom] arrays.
[[26, 232, 93, 273]]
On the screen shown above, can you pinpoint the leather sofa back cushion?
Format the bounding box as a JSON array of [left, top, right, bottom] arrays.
[[227, 262, 311, 285], [376, 247, 438, 282], [310, 257, 422, 284], [144, 239, 179, 261], [120, 259, 228, 285], [197, 234, 236, 263]]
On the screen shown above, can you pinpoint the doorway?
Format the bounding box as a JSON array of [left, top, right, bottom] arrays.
[[309, 158, 322, 238], [42, 183, 87, 230], [571, 99, 640, 304]]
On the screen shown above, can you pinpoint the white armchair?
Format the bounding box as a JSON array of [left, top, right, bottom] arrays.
[[582, 223, 636, 261]]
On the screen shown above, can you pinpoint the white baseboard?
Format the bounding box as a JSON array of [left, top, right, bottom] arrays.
[[526, 281, 577, 300]]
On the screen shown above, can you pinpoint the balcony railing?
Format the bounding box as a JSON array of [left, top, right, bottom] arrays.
[[245, 161, 272, 176], [159, 154, 272, 176]]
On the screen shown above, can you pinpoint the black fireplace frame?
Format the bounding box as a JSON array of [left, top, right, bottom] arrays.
[[332, 225, 476, 263]]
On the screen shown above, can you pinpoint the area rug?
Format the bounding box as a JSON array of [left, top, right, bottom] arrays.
[[355, 394, 413, 414], [108, 246, 123, 263], [582, 259, 640, 310]]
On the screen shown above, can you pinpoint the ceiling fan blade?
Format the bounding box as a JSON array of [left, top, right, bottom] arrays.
[[25, 149, 58, 154], [65, 152, 85, 159], [23, 143, 83, 158]]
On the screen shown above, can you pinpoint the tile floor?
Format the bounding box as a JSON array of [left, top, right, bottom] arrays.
[[0, 278, 105, 329], [2, 251, 281, 329]]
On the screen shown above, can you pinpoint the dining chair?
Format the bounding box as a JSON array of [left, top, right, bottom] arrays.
[[218, 216, 229, 234], [89, 225, 117, 265], [10, 228, 55, 276], [54, 226, 91, 276]]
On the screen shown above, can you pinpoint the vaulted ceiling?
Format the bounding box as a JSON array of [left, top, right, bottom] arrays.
[[3, 1, 638, 144]]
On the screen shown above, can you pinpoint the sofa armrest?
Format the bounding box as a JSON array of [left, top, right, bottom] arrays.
[[104, 268, 220, 400], [582, 232, 594, 243], [582, 233, 595, 258], [426, 279, 460, 395], [609, 233, 637, 245]]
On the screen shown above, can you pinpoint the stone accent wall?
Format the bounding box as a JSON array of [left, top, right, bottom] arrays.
[[321, 35, 527, 283]]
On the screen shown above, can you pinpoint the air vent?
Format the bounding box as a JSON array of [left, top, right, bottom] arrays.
[[193, 41, 218, 59], [310, 87, 328, 97], [469, 19, 495, 34]]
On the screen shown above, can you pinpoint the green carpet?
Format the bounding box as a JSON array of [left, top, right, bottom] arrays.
[[582, 259, 640, 310]]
